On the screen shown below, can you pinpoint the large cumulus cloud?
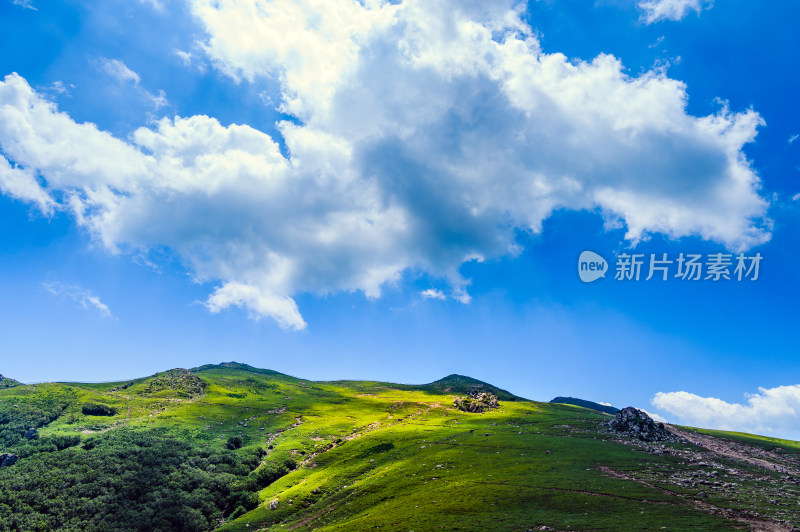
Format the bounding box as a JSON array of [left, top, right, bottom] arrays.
[[0, 0, 770, 328], [653, 385, 800, 439]]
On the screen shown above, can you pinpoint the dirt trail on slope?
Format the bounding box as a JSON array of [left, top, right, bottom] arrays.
[[666, 426, 797, 475]]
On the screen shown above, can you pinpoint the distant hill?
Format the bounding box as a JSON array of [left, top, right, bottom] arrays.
[[404, 373, 522, 401], [550, 396, 619, 415], [0, 374, 21, 389]]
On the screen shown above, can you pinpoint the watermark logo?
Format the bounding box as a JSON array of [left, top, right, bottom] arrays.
[[578, 251, 608, 283], [578, 251, 762, 283]]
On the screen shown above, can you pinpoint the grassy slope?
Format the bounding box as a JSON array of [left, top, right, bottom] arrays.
[[2, 364, 800, 531]]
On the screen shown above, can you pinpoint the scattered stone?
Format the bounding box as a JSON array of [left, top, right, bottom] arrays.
[[269, 499, 279, 510]]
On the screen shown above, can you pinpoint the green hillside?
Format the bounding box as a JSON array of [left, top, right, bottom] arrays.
[[1, 363, 799, 531]]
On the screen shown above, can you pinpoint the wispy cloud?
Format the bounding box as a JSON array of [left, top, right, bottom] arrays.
[[652, 385, 800, 439], [12, 0, 37, 11], [420, 289, 447, 301], [174, 49, 193, 66], [42, 282, 114, 319], [789, 134, 799, 145], [97, 58, 141, 86], [95, 57, 168, 111], [638, 0, 713, 24], [149, 89, 168, 111]]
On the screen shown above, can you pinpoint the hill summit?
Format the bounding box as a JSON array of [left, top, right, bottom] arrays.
[[416, 373, 521, 401]]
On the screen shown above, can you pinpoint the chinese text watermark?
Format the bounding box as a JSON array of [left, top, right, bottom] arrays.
[[579, 251, 762, 283]]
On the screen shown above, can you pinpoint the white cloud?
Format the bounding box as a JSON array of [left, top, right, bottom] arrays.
[[653, 385, 800, 439], [793, 193, 800, 202], [598, 401, 612, 407], [638, 0, 712, 24], [42, 282, 113, 319], [420, 288, 447, 301], [789, 134, 799, 145], [206, 282, 305, 330], [0, 1, 772, 328], [97, 58, 141, 86], [12, 0, 37, 11]]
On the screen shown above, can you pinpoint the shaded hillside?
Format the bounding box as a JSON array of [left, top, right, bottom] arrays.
[[551, 396, 619, 415], [2, 362, 800, 532]]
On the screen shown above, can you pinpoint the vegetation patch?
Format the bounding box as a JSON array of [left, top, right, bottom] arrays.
[[0, 429, 269, 531]]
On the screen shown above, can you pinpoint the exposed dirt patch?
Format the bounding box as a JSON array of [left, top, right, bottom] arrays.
[[666, 426, 798, 475]]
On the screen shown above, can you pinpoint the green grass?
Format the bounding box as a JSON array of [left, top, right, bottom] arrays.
[[2, 363, 798, 531]]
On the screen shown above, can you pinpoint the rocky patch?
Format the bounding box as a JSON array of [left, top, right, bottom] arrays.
[[454, 392, 499, 413], [608, 407, 672, 442]]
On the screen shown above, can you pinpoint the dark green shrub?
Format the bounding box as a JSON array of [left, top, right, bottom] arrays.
[[226, 436, 243, 450], [81, 403, 117, 416]]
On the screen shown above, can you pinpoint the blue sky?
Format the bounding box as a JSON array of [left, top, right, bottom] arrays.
[[1, 0, 799, 438]]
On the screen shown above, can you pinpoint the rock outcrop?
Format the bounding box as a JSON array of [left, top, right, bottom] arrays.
[[608, 407, 670, 442], [454, 392, 499, 413], [137, 368, 207, 398]]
